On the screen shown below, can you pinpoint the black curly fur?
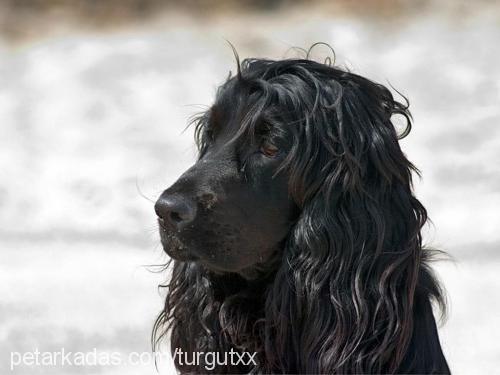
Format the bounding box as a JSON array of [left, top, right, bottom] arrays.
[[153, 47, 450, 374]]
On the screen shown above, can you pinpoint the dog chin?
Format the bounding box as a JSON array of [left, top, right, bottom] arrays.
[[203, 255, 280, 281], [160, 235, 198, 261], [164, 248, 199, 262], [199, 261, 262, 280]]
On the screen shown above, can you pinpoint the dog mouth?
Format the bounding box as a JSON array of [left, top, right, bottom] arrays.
[[158, 219, 198, 261]]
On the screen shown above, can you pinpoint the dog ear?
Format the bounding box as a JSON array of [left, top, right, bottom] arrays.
[[266, 76, 432, 373]]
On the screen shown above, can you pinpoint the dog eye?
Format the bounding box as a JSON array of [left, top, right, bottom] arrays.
[[260, 140, 279, 157]]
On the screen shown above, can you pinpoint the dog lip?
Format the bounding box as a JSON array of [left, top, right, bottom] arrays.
[[160, 238, 198, 261], [157, 217, 172, 231], [158, 220, 199, 261]]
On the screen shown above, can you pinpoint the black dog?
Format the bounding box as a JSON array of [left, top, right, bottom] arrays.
[[153, 49, 450, 374]]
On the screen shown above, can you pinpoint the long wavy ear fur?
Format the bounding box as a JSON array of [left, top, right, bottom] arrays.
[[263, 67, 446, 373]]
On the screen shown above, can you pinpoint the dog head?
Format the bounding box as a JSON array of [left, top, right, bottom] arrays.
[[155, 56, 416, 281]]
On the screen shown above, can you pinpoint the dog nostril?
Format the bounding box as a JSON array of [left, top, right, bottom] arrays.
[[170, 211, 182, 223]]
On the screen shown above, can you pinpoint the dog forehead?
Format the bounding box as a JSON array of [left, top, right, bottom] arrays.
[[209, 102, 250, 139]]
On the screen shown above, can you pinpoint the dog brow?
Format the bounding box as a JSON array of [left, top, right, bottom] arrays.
[[254, 118, 273, 135]]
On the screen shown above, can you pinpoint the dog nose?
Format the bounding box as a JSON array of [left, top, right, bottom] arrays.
[[155, 194, 197, 230]]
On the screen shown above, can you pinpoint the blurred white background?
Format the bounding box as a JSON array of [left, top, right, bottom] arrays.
[[0, 0, 499, 373]]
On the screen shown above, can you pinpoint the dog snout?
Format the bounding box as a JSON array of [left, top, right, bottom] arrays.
[[155, 193, 197, 230]]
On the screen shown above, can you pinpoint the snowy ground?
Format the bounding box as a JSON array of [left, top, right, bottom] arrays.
[[1, 4, 499, 374]]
